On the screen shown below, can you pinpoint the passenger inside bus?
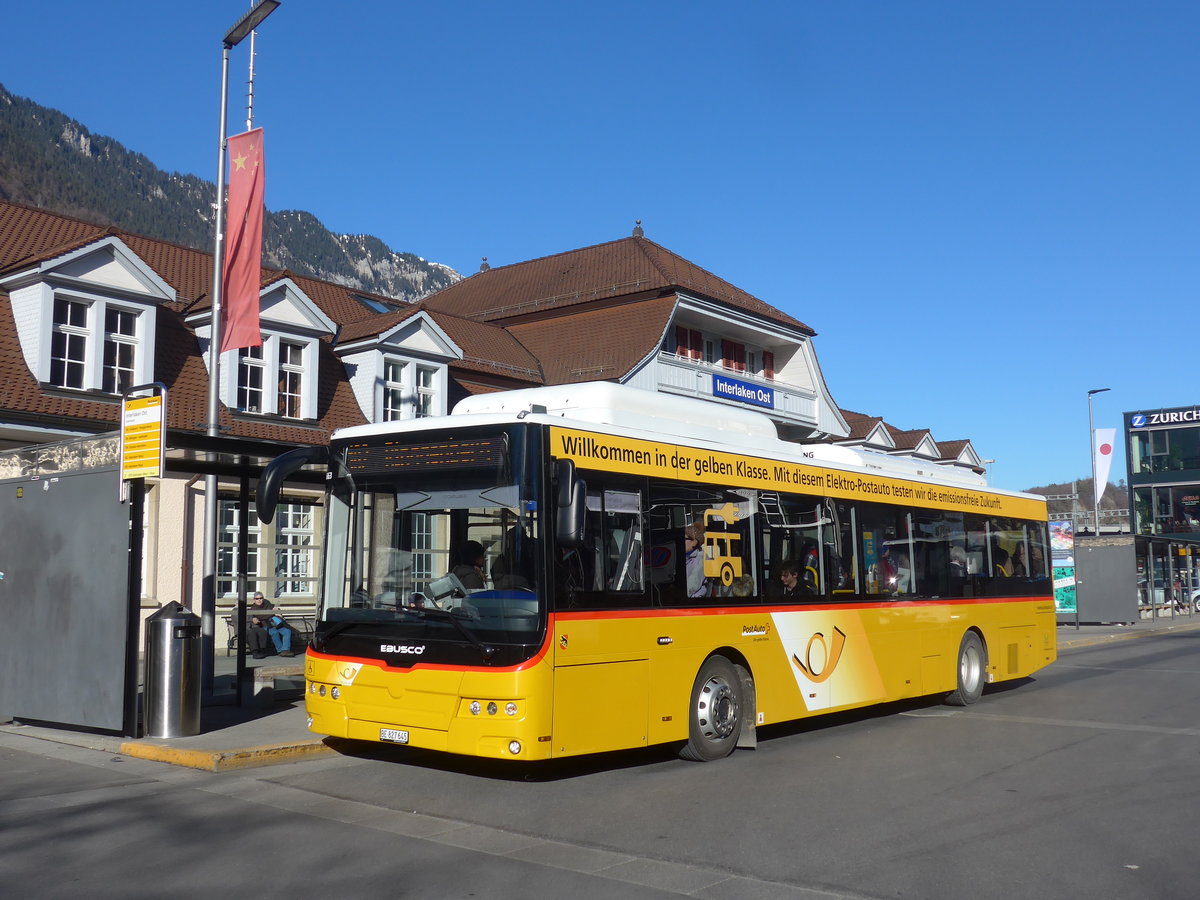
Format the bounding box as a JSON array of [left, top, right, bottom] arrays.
[[1010, 543, 1028, 578], [777, 559, 804, 598], [450, 540, 486, 589], [492, 526, 534, 590], [684, 523, 708, 598]]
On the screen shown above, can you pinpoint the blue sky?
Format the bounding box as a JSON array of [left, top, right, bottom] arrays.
[[4, 1, 1197, 493]]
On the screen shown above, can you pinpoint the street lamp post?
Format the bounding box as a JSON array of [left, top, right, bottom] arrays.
[[1088, 388, 1111, 536], [202, 0, 280, 695]]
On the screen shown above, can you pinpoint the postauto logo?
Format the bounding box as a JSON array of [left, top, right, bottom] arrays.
[[1131, 409, 1200, 428]]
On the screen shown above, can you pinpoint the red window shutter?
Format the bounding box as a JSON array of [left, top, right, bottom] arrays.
[[763, 351, 775, 381], [689, 329, 703, 360], [732, 342, 746, 373], [675, 325, 689, 358], [721, 340, 732, 370]]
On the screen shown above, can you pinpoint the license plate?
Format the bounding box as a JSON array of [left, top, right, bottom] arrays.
[[379, 728, 409, 744]]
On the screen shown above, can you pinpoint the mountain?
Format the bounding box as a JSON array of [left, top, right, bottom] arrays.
[[0, 84, 459, 302], [1025, 479, 1127, 520]]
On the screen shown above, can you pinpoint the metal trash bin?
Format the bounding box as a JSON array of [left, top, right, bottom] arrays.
[[143, 601, 201, 738]]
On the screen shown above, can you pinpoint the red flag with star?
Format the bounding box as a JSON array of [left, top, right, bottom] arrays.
[[220, 128, 265, 353]]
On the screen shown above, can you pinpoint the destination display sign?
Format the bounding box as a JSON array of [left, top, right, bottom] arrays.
[[121, 395, 165, 480]]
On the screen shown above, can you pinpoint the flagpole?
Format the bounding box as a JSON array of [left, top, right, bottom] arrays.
[[202, 0, 280, 698], [1088, 387, 1111, 536]]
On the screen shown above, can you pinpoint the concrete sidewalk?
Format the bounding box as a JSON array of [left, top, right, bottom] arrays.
[[5, 615, 1200, 772]]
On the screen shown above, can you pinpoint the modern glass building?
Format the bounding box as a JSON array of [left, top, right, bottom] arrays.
[[1125, 404, 1200, 613]]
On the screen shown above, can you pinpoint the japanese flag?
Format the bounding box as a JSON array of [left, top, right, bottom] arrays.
[[1093, 428, 1116, 508]]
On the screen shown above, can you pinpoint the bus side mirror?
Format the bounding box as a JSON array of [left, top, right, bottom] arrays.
[[555, 459, 586, 548], [257, 445, 329, 524]]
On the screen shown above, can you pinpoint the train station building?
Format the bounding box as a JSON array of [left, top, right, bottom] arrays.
[[0, 200, 986, 731]]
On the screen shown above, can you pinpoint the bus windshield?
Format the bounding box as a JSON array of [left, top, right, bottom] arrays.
[[322, 431, 543, 644]]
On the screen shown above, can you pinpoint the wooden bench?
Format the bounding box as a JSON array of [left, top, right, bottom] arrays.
[[222, 606, 317, 656], [242, 663, 306, 708]]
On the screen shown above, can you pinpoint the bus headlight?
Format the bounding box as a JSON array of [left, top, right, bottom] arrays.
[[469, 701, 481, 716], [508, 741, 522, 755], [330, 686, 341, 700], [505, 702, 518, 716], [487, 702, 498, 716]]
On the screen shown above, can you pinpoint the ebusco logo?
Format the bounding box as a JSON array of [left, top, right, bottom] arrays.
[[1131, 414, 1147, 428]]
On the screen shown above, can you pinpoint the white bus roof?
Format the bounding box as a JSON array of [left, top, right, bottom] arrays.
[[333, 381, 1024, 498]]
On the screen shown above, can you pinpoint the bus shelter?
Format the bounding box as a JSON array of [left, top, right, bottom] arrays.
[[0, 431, 322, 737]]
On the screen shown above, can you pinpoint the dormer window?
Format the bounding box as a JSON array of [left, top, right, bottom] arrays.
[[103, 308, 137, 394], [383, 360, 406, 421], [377, 356, 445, 421], [50, 298, 88, 389], [278, 340, 305, 419], [416, 365, 436, 418], [237, 346, 265, 413], [230, 332, 317, 419], [47, 294, 150, 394]]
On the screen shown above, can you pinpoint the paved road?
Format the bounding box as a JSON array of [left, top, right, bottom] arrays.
[[3, 631, 1199, 898]]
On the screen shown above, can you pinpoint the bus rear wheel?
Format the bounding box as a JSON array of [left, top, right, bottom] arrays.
[[945, 631, 986, 706], [681, 656, 742, 761]]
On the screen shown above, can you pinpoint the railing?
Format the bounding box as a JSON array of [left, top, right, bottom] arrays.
[[0, 433, 120, 480], [653, 352, 818, 422]]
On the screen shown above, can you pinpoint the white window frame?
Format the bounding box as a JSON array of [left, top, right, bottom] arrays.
[[375, 355, 446, 421], [217, 495, 321, 600], [237, 344, 267, 413], [383, 359, 406, 422], [416, 365, 437, 418], [103, 306, 139, 394], [50, 297, 89, 389], [278, 340, 305, 419], [224, 332, 319, 419], [44, 291, 152, 393]]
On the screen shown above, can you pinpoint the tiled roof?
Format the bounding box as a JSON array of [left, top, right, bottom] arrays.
[[938, 439, 971, 457], [0, 201, 369, 442], [0, 203, 111, 271], [885, 424, 936, 453], [507, 296, 677, 385], [423, 236, 814, 334], [838, 409, 888, 442]]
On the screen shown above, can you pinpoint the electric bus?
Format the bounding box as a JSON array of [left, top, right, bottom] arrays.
[[257, 382, 1055, 762]]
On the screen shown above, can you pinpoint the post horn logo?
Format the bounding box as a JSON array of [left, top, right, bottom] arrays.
[[792, 626, 847, 684]]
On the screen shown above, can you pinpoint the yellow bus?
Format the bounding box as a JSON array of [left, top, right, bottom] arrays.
[[259, 383, 1055, 762]]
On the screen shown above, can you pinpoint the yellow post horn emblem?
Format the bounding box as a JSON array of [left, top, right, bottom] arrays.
[[792, 626, 847, 684]]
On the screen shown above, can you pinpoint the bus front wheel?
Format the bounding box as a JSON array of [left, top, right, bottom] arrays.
[[681, 656, 742, 761], [945, 631, 986, 706]]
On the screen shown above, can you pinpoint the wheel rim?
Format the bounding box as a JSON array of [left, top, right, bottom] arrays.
[[695, 672, 739, 742], [960, 642, 983, 695]]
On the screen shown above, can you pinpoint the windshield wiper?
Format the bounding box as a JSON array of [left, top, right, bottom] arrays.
[[317, 607, 425, 644], [418, 607, 497, 662]]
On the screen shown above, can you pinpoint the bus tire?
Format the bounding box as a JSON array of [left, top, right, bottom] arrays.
[[945, 631, 986, 707], [681, 655, 742, 761]]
